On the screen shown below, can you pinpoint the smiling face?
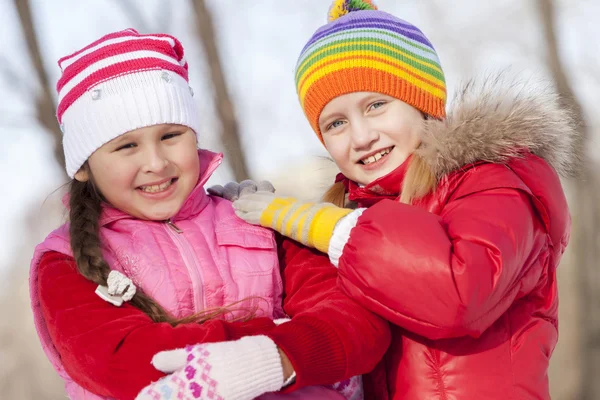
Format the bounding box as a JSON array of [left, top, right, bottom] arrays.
[[74, 124, 200, 221], [319, 92, 424, 186]]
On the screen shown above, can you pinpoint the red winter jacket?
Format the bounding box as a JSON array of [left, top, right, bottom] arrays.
[[37, 238, 390, 399], [335, 83, 575, 399]]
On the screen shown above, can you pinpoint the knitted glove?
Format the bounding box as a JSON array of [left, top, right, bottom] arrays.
[[136, 336, 284, 400], [207, 179, 275, 201], [233, 192, 352, 253]]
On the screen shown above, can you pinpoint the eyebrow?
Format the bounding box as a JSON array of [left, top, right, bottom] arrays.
[[319, 94, 385, 125], [156, 124, 185, 135], [319, 112, 343, 128], [111, 134, 133, 145], [108, 131, 141, 148], [359, 93, 385, 106]]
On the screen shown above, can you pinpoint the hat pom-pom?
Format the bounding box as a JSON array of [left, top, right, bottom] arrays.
[[328, 0, 378, 22]]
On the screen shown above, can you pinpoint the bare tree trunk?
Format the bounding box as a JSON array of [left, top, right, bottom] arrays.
[[191, 0, 250, 181], [14, 0, 66, 177], [537, 1, 600, 399]]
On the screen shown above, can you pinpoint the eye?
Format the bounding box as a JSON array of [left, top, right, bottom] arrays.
[[368, 101, 387, 111], [162, 132, 183, 140], [115, 143, 136, 151], [326, 120, 346, 131]]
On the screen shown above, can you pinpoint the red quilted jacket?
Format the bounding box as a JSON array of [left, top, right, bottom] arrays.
[[335, 81, 575, 399]]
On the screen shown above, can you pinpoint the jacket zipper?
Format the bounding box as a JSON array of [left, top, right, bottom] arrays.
[[164, 219, 206, 312]]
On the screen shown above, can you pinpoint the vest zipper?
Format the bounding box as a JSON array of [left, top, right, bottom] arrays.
[[166, 219, 183, 233], [164, 220, 206, 312]]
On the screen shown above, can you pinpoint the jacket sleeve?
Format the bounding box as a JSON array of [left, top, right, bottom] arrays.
[[337, 183, 546, 340], [267, 238, 391, 392], [38, 251, 276, 400]]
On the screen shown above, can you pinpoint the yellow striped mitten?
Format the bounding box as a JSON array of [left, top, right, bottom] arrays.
[[232, 192, 352, 253]]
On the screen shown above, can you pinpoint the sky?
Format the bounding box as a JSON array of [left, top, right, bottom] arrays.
[[0, 0, 598, 275]]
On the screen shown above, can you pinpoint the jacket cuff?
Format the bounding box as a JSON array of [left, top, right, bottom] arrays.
[[328, 208, 365, 267], [226, 317, 277, 340], [267, 316, 347, 391]]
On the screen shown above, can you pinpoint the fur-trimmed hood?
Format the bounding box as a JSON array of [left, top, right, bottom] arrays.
[[417, 74, 581, 179]]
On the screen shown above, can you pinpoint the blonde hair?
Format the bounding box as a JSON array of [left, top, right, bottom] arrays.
[[399, 153, 437, 204], [322, 154, 437, 207], [322, 181, 347, 207]]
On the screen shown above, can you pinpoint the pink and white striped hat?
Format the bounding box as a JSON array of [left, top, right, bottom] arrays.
[[56, 28, 201, 178]]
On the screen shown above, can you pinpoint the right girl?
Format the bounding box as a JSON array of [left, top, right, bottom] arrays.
[[230, 1, 579, 398]]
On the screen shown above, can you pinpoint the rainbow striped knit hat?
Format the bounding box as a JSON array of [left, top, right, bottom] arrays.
[[295, 0, 447, 142]]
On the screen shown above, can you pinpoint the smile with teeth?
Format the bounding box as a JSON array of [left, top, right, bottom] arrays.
[[139, 178, 176, 193], [360, 147, 393, 165]]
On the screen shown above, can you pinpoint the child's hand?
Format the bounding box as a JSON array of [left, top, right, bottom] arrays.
[[137, 336, 284, 400], [233, 194, 352, 253], [207, 180, 275, 201]]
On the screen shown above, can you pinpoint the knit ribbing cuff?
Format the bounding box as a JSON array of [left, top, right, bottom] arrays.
[[267, 315, 347, 391], [328, 208, 365, 267], [227, 318, 277, 340]]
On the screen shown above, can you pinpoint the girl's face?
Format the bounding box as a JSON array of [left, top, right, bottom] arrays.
[[319, 92, 424, 186], [75, 124, 200, 221]]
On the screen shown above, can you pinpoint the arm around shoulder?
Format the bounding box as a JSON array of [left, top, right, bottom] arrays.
[[266, 238, 391, 391]]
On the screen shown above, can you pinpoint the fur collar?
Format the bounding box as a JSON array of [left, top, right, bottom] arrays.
[[417, 74, 581, 179]]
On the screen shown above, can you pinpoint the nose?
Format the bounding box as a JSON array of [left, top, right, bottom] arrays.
[[350, 120, 379, 151], [142, 145, 169, 174]]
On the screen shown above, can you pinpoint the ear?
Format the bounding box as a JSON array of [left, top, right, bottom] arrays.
[[74, 168, 90, 182]]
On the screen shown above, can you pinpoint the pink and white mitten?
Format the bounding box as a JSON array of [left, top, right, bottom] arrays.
[[136, 336, 284, 400]]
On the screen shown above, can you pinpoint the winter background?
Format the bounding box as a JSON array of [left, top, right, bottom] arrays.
[[1, 0, 599, 399]]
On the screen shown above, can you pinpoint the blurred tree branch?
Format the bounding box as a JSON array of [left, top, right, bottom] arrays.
[[537, 1, 600, 399], [14, 0, 66, 179], [191, 0, 249, 181], [537, 0, 586, 146], [0, 55, 33, 93]]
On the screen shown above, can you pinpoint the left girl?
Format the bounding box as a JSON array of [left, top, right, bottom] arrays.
[[29, 28, 389, 400]]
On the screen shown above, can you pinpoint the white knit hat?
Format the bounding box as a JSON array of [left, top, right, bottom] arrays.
[[56, 28, 201, 178]]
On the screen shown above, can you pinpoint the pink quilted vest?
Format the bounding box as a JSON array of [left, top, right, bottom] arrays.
[[30, 150, 344, 399]]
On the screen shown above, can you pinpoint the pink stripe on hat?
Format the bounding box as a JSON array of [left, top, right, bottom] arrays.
[[56, 29, 188, 118], [57, 29, 178, 70], [57, 58, 188, 122], [56, 38, 186, 92]]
